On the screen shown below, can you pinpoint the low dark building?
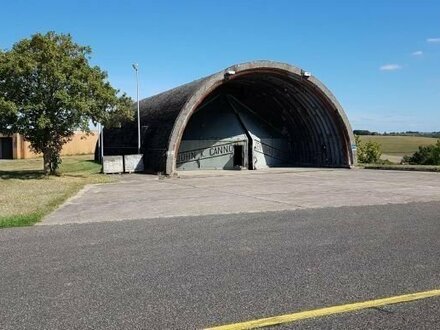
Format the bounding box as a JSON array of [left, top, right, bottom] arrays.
[[103, 61, 356, 175]]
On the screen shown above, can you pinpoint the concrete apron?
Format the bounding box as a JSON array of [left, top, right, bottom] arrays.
[[40, 168, 440, 225]]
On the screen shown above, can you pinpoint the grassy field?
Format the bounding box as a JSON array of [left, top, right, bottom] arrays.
[[0, 155, 113, 228], [359, 135, 438, 156], [359, 135, 439, 163]]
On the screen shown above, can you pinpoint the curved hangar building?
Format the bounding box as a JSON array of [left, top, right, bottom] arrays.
[[104, 61, 356, 175]]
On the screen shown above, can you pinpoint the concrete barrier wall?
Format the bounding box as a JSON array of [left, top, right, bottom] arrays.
[[124, 154, 144, 173], [103, 156, 124, 174]]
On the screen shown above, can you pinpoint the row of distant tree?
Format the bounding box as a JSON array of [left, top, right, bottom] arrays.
[[353, 130, 440, 138]]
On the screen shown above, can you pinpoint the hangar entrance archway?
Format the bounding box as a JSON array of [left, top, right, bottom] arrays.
[[176, 71, 352, 171]]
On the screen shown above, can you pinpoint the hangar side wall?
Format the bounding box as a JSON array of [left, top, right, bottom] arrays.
[[177, 139, 248, 170], [177, 95, 249, 170]]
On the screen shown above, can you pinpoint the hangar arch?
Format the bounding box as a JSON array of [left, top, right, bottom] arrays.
[[103, 61, 356, 175], [165, 61, 355, 174]]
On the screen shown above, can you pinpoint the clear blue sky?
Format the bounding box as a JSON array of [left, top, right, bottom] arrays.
[[1, 0, 439, 132]]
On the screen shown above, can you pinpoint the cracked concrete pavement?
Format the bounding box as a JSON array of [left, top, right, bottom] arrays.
[[41, 168, 440, 225]]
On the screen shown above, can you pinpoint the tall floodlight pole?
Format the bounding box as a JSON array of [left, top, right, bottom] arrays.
[[100, 123, 104, 162], [132, 64, 141, 154]]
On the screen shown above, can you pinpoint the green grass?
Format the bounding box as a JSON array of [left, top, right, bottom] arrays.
[[0, 213, 42, 228], [0, 155, 114, 228], [360, 135, 438, 156]]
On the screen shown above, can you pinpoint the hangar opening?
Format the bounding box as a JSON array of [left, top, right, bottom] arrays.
[[176, 70, 354, 171], [102, 61, 356, 175]]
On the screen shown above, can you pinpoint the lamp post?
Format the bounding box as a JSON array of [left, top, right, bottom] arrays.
[[132, 63, 141, 154], [99, 122, 104, 162]]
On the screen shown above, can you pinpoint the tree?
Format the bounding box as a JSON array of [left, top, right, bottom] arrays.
[[402, 140, 440, 165], [0, 32, 133, 174], [355, 135, 382, 164], [353, 130, 372, 136]]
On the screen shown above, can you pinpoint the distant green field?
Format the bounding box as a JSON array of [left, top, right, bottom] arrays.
[[359, 135, 438, 156]]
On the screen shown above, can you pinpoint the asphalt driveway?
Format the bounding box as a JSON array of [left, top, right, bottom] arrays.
[[1, 202, 440, 329]]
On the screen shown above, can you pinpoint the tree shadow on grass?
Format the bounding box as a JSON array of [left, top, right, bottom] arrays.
[[0, 170, 46, 180], [60, 160, 102, 178], [0, 160, 103, 180], [61, 173, 89, 178]]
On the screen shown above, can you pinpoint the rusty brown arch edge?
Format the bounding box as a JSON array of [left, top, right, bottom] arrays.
[[165, 60, 356, 175]]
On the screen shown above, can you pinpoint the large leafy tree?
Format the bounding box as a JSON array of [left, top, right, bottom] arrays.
[[0, 32, 133, 174]]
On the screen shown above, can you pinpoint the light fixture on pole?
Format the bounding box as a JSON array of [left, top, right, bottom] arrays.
[[132, 63, 141, 154]]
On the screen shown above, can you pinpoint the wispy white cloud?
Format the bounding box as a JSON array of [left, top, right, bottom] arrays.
[[427, 38, 440, 43], [351, 113, 420, 125], [379, 64, 402, 71], [411, 50, 423, 56]]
